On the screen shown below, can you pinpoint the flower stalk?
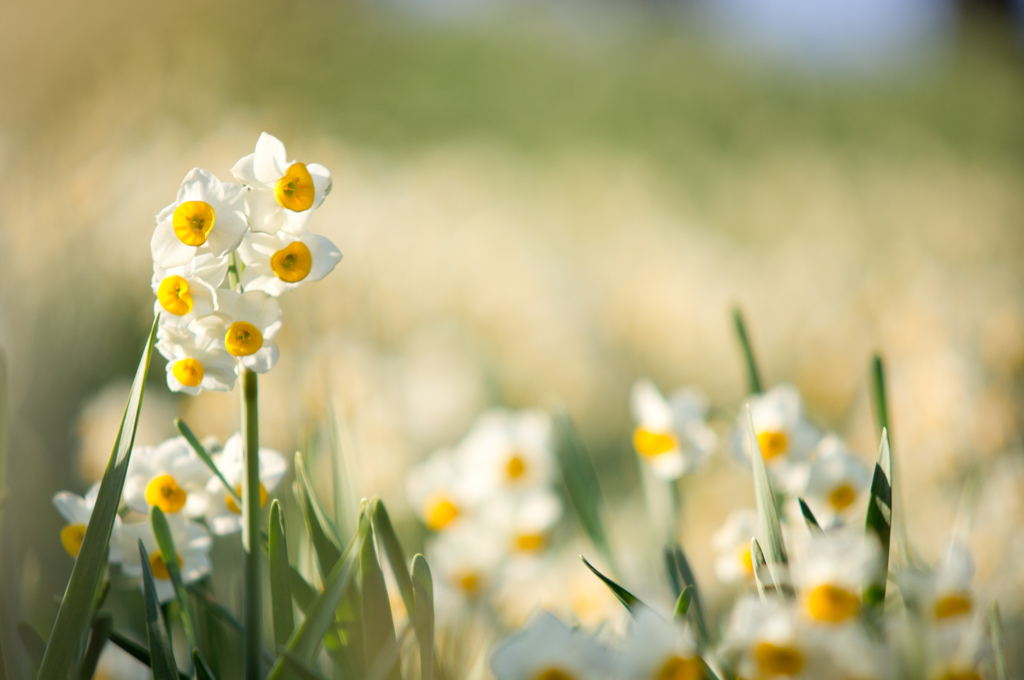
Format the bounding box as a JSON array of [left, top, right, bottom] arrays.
[[240, 367, 261, 680]]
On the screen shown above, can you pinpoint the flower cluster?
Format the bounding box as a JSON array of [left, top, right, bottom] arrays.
[[54, 433, 286, 601], [151, 132, 341, 393], [405, 409, 563, 606]]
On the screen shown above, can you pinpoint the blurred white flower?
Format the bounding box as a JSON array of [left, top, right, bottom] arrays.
[[230, 132, 332, 235], [237, 230, 342, 297], [52, 482, 123, 563], [123, 438, 212, 518], [119, 517, 212, 603], [457, 409, 557, 495], [406, 449, 480, 531], [712, 508, 758, 585], [151, 168, 247, 268], [490, 611, 609, 680], [480, 487, 563, 556], [192, 289, 282, 373], [426, 518, 505, 605], [800, 435, 871, 527], [630, 379, 717, 481], [617, 608, 700, 680], [723, 597, 826, 679], [155, 326, 237, 395], [202, 433, 288, 535], [151, 254, 227, 328], [791, 531, 881, 626], [901, 540, 977, 626]]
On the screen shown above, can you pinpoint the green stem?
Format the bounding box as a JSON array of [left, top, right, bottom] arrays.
[[241, 369, 261, 680], [667, 478, 682, 543], [732, 308, 763, 394]]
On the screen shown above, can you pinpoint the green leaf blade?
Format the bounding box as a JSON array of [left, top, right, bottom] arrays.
[[268, 500, 295, 650], [555, 413, 615, 574], [150, 506, 197, 650], [411, 555, 435, 680], [863, 430, 893, 619], [361, 512, 401, 680], [139, 541, 179, 680], [580, 555, 645, 615], [746, 406, 790, 596]]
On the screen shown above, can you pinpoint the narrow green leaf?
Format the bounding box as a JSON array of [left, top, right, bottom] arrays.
[[268, 500, 295, 650], [17, 623, 44, 673], [192, 651, 217, 680], [797, 499, 823, 536], [750, 538, 768, 601], [107, 631, 188, 680], [870, 356, 910, 566], [554, 413, 616, 573], [989, 602, 1008, 680], [150, 507, 197, 650], [673, 586, 693, 621], [0, 351, 9, 680], [79, 614, 113, 680], [139, 541, 179, 680], [746, 406, 790, 596], [295, 451, 342, 580], [732, 308, 763, 394], [411, 555, 434, 680], [371, 499, 416, 619], [37, 318, 159, 680], [175, 418, 240, 505], [327, 402, 357, 540], [281, 651, 330, 680], [185, 586, 276, 665], [863, 430, 893, 621], [361, 513, 401, 680], [668, 545, 709, 648], [580, 555, 645, 615]]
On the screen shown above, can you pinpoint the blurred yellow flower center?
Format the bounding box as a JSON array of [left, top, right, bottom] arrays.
[[225, 321, 263, 356], [225, 483, 268, 514], [737, 544, 755, 576], [515, 532, 546, 552], [274, 163, 315, 212], [807, 584, 860, 623], [506, 453, 527, 479], [756, 430, 789, 460], [457, 572, 480, 594], [149, 552, 184, 580], [173, 358, 204, 387], [634, 427, 678, 458], [157, 275, 193, 315], [755, 642, 804, 676], [934, 592, 973, 620], [270, 241, 313, 283], [828, 483, 857, 511], [172, 200, 216, 246], [60, 524, 87, 557], [533, 668, 576, 680], [145, 474, 187, 513], [424, 494, 459, 530], [655, 656, 702, 680]]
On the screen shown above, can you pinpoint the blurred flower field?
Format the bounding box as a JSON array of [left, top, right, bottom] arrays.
[[1, 1, 1024, 678]]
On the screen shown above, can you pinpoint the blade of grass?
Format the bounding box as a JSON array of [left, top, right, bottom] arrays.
[[361, 512, 401, 680], [580, 555, 645, 615], [669, 545, 709, 648], [797, 499, 823, 536], [295, 452, 342, 580], [555, 412, 616, 574], [139, 541, 179, 680], [327, 402, 357, 542], [750, 538, 768, 601], [268, 500, 295, 650], [150, 507, 197, 650], [184, 586, 276, 666], [17, 623, 44, 674], [862, 430, 893, 626], [673, 586, 693, 621], [746, 406, 790, 596], [870, 356, 910, 566], [411, 555, 434, 680], [79, 614, 113, 680], [371, 499, 416, 621], [989, 602, 1008, 680], [732, 308, 763, 394], [281, 652, 330, 680], [175, 418, 240, 506], [192, 651, 217, 680], [107, 631, 188, 680], [37, 318, 158, 680]]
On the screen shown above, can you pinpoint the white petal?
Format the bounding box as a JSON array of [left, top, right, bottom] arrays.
[[304, 233, 343, 282], [230, 153, 259, 185], [307, 162, 332, 207], [241, 341, 278, 373], [151, 220, 196, 268], [253, 133, 288, 184]]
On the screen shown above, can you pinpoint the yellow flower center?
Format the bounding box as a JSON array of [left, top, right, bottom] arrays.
[[506, 454, 527, 480], [173, 358, 204, 387], [934, 592, 973, 620], [274, 162, 315, 212], [157, 275, 193, 316], [145, 474, 188, 514], [225, 483, 268, 514], [225, 321, 263, 356], [737, 544, 755, 576], [172, 200, 216, 246], [457, 572, 481, 594], [149, 552, 184, 581], [423, 494, 459, 530], [533, 668, 576, 680], [270, 241, 313, 283], [828, 483, 857, 511], [633, 427, 679, 458], [515, 532, 546, 553], [655, 656, 703, 680], [755, 642, 805, 676], [60, 524, 87, 557], [807, 583, 860, 623], [756, 430, 789, 460]]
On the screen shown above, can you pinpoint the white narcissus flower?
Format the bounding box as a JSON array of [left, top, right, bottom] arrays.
[[151, 168, 247, 268], [730, 384, 821, 494], [119, 518, 212, 603], [630, 379, 717, 481], [405, 449, 480, 532], [712, 508, 758, 585], [479, 487, 563, 557], [231, 132, 332, 235], [800, 435, 872, 527], [490, 611, 610, 680], [791, 531, 882, 626], [202, 433, 287, 535], [901, 540, 977, 626], [52, 483, 123, 563], [192, 290, 282, 374], [617, 608, 701, 680], [151, 253, 228, 328], [426, 518, 505, 606], [156, 326, 237, 395], [237, 230, 342, 297], [456, 409, 557, 495], [123, 438, 213, 519]]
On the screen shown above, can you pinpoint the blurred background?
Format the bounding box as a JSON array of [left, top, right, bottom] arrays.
[[2, 0, 1024, 675]]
